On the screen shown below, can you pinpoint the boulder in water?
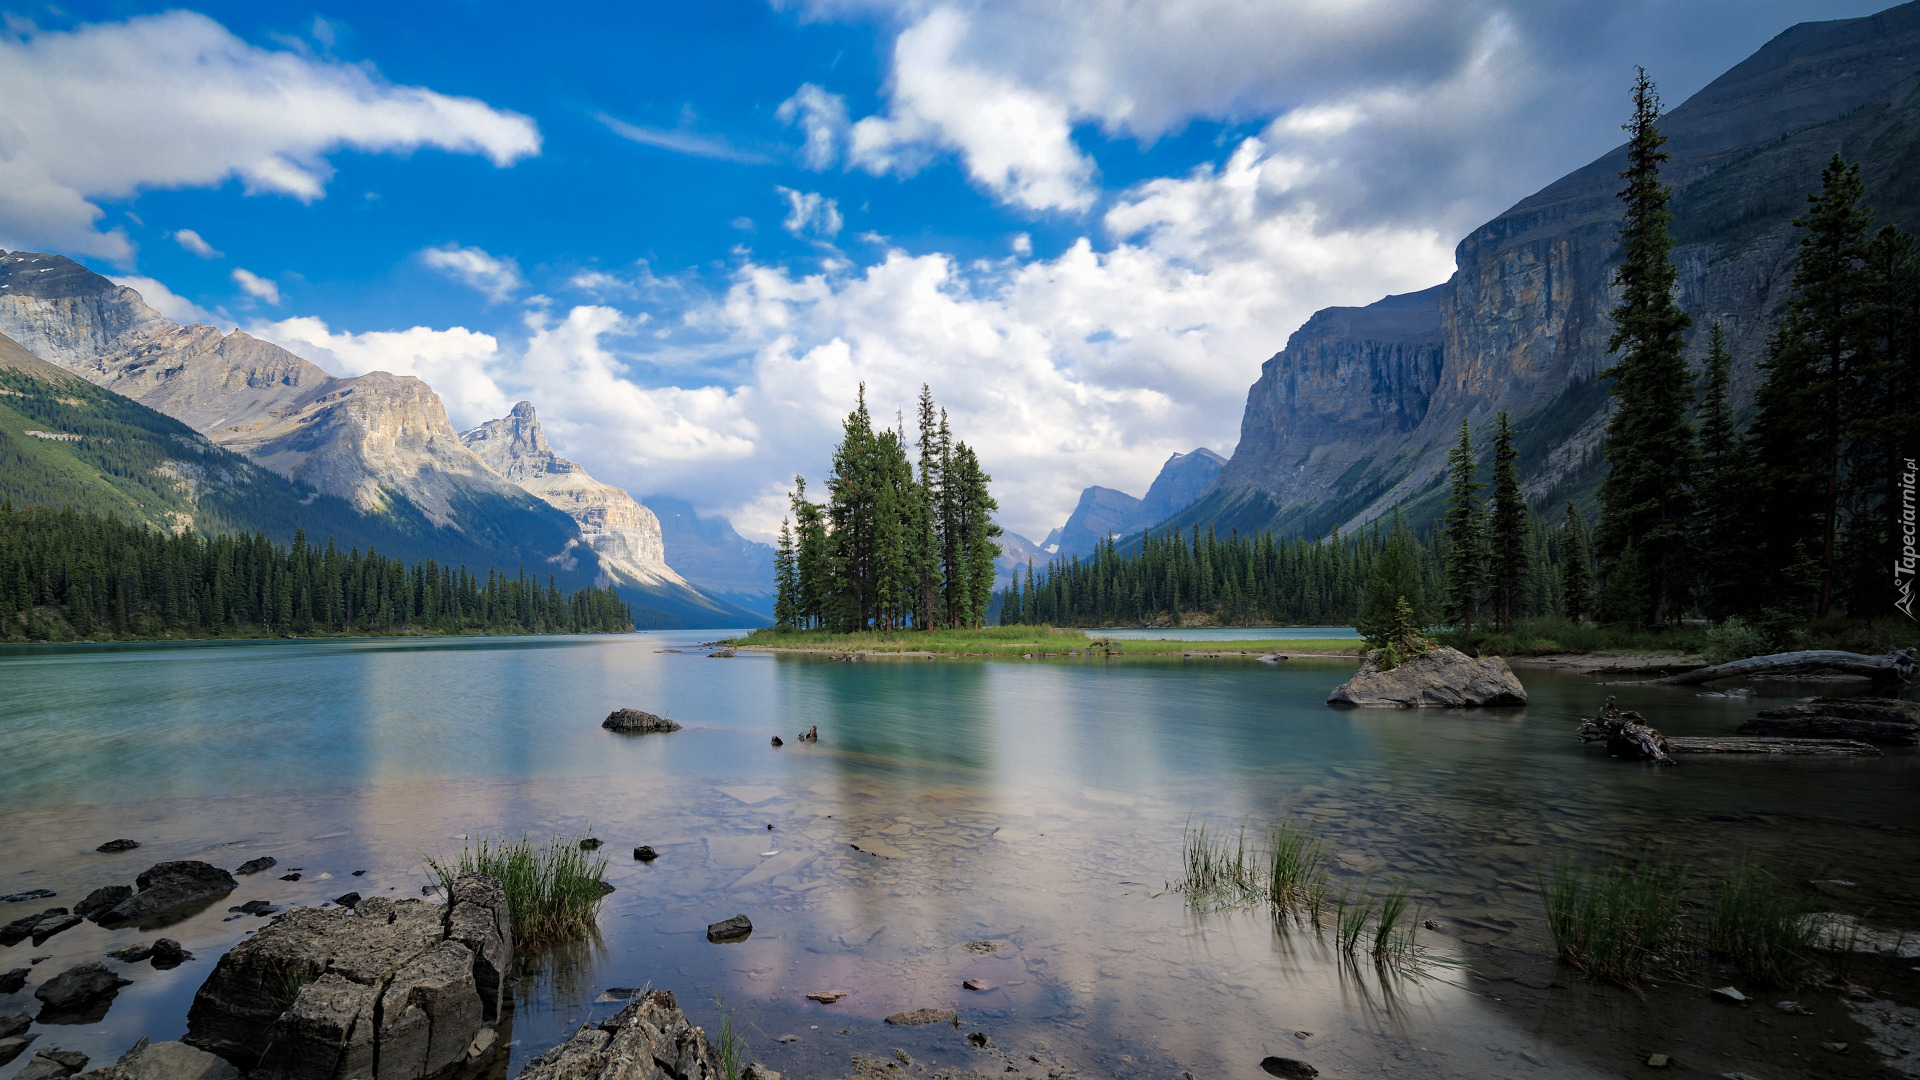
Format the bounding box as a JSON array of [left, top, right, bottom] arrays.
[[517, 989, 718, 1080], [97, 862, 236, 926], [1327, 647, 1527, 707], [601, 709, 682, 733], [706, 914, 752, 943], [34, 962, 130, 1015], [76, 886, 132, 921]]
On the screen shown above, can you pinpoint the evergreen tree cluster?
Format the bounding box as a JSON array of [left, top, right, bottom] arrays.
[[0, 501, 633, 642], [1597, 73, 1920, 627], [774, 385, 1002, 631], [998, 504, 1579, 630]]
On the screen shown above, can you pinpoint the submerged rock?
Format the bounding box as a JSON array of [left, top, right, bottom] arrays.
[[1326, 647, 1527, 708], [0, 968, 27, 994], [632, 846, 658, 862], [517, 988, 717, 1080], [14, 1047, 86, 1079], [28, 914, 81, 947], [183, 873, 509, 1079], [706, 914, 752, 943], [884, 1008, 957, 1026], [0, 890, 56, 904], [105, 944, 153, 963], [0, 1013, 29, 1039], [0, 1033, 34, 1067], [97, 863, 237, 926], [84, 1038, 240, 1080], [96, 840, 140, 853], [233, 857, 277, 876], [1259, 1057, 1318, 1080], [149, 940, 191, 969], [601, 709, 682, 733], [77, 886, 133, 921], [34, 962, 130, 1015]]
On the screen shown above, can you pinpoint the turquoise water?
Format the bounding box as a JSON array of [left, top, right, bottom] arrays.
[[0, 634, 1914, 1079], [1096, 625, 1362, 641]]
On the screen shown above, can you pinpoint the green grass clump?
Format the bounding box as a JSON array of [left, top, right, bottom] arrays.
[[1335, 889, 1373, 955], [1707, 862, 1822, 988], [715, 1000, 745, 1080], [1542, 860, 1686, 985], [1179, 821, 1262, 907], [426, 832, 610, 947], [1265, 821, 1331, 921]]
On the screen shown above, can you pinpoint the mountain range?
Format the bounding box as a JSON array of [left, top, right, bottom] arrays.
[[0, 252, 761, 627]]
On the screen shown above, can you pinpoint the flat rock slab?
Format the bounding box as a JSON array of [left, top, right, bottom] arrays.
[[518, 989, 718, 1080], [234, 857, 277, 876], [0, 909, 67, 947], [0, 1034, 36, 1066], [707, 914, 753, 943], [805, 990, 846, 1004], [77, 886, 133, 920], [0, 1013, 29, 1039], [0, 969, 27, 994], [1328, 647, 1528, 708], [884, 1008, 957, 1026], [602, 709, 682, 733], [15, 1048, 87, 1079], [96, 840, 141, 853], [34, 962, 130, 1014], [0, 890, 56, 903], [98, 862, 236, 926], [87, 1039, 241, 1080], [1665, 737, 1881, 756]]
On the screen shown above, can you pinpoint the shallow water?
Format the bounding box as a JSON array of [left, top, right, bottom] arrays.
[[0, 634, 1915, 1080]]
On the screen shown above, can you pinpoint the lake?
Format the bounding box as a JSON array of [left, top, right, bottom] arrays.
[[0, 633, 1915, 1080]]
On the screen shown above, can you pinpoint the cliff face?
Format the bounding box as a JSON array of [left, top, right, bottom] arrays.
[[1201, 1, 1920, 536], [461, 402, 685, 590], [0, 250, 590, 582]]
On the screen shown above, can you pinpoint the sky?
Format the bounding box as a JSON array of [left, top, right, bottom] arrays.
[[0, 0, 1894, 543]]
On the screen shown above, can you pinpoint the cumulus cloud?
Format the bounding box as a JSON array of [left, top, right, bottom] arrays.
[[110, 275, 225, 326], [777, 188, 844, 240], [776, 83, 850, 169], [170, 228, 221, 259], [0, 10, 540, 261], [422, 244, 525, 304], [231, 268, 281, 305], [250, 316, 511, 429]]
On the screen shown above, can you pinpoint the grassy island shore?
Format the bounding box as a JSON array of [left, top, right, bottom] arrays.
[[731, 625, 1364, 658]]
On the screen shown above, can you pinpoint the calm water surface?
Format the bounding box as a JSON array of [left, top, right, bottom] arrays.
[[0, 633, 1915, 1080]]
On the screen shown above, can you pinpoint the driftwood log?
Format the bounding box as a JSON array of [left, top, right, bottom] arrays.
[[1653, 648, 1916, 686], [1575, 696, 1673, 764], [1736, 696, 1920, 745], [1664, 736, 1882, 756]]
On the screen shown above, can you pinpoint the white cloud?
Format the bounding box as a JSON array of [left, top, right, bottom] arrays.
[[231, 268, 281, 305], [170, 228, 221, 259], [422, 244, 524, 304], [777, 188, 844, 240], [250, 316, 511, 429], [597, 112, 772, 164], [0, 10, 540, 261], [775, 83, 849, 169], [109, 275, 225, 326]]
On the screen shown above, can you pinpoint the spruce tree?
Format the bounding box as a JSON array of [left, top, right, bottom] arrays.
[[1747, 156, 1875, 617], [913, 386, 943, 629], [1442, 417, 1485, 632], [1356, 512, 1422, 644], [1595, 69, 1696, 625], [1841, 224, 1920, 614], [1693, 322, 1744, 618], [1486, 411, 1530, 631], [773, 518, 798, 629], [1558, 502, 1592, 623]]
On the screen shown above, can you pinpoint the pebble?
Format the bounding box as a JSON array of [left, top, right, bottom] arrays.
[[963, 979, 990, 991], [1259, 1057, 1318, 1080], [805, 990, 847, 1004], [1647, 1053, 1670, 1067]]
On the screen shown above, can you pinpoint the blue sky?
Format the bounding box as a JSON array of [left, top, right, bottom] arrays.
[[0, 0, 1892, 541]]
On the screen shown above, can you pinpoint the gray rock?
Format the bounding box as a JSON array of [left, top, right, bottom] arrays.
[[77, 886, 133, 921], [84, 1039, 241, 1080], [633, 846, 658, 862], [16, 1047, 87, 1079], [770, 736, 783, 747], [96, 840, 140, 853], [106, 944, 154, 964], [884, 1008, 958, 1026], [233, 858, 276, 876], [183, 874, 506, 1080], [98, 863, 236, 926], [29, 914, 82, 947], [0, 890, 56, 903], [516, 988, 719, 1080], [0, 968, 27, 993], [1260, 1058, 1318, 1080], [34, 963, 130, 1013], [1, 909, 67, 947], [742, 1064, 786, 1080], [331, 892, 360, 909], [707, 914, 753, 943], [1327, 647, 1528, 707], [0, 1034, 37, 1066], [148, 940, 190, 970], [602, 709, 682, 733], [709, 647, 737, 658], [0, 1012, 29, 1038]]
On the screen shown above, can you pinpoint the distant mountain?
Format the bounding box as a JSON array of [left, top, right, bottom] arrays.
[[460, 403, 764, 627], [642, 496, 775, 621], [992, 528, 1049, 587], [1047, 447, 1227, 557], [1181, 1, 1920, 540]]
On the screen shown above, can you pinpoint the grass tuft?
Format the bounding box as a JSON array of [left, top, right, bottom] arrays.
[[1265, 820, 1331, 922], [1541, 859, 1686, 985], [1706, 861, 1821, 988], [426, 832, 610, 947], [715, 999, 745, 1080]]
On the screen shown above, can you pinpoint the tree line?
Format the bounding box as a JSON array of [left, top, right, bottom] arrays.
[[1596, 71, 1917, 630], [0, 501, 633, 641], [773, 385, 1003, 631]]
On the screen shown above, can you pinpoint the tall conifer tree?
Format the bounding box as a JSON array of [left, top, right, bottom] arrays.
[[1487, 411, 1530, 632], [1442, 418, 1485, 631], [1693, 323, 1744, 618]]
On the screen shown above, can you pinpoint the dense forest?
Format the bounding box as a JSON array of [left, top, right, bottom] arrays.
[[1009, 77, 1918, 647], [0, 502, 633, 642], [774, 385, 1002, 631]]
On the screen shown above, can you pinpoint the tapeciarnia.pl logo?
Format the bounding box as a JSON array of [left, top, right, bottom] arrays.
[[1899, 457, 1917, 620]]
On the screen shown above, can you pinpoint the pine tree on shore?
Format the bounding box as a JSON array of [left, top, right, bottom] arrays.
[[1840, 223, 1920, 613], [1487, 411, 1530, 632], [1596, 69, 1697, 625], [1693, 323, 1744, 619], [1559, 503, 1592, 623], [774, 518, 798, 629], [1442, 418, 1485, 632]]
